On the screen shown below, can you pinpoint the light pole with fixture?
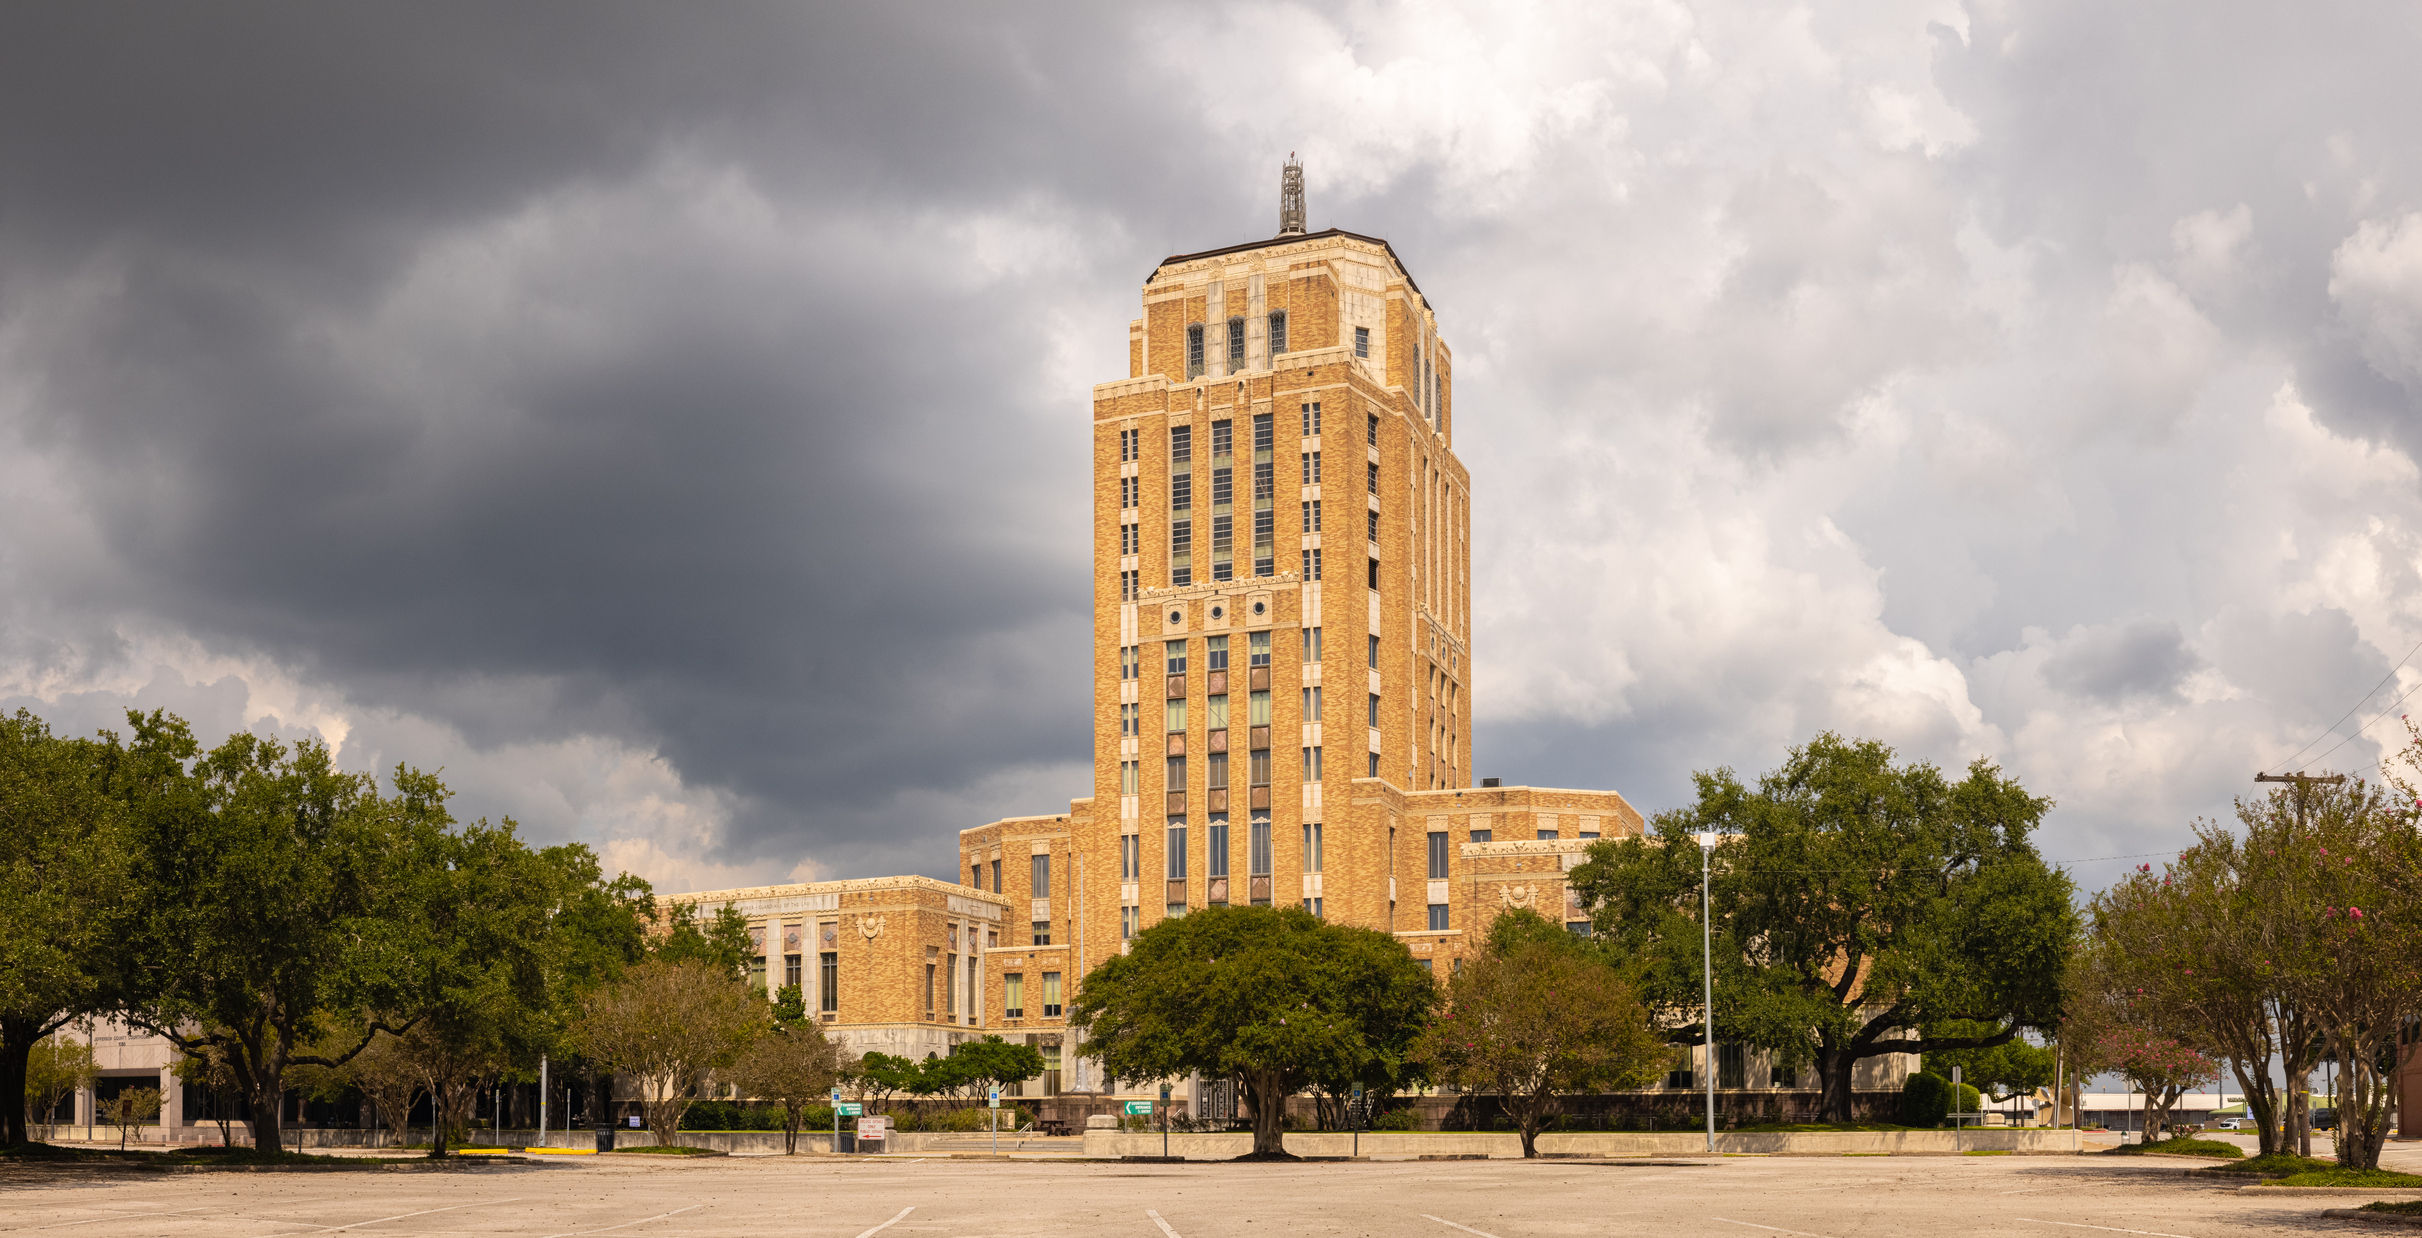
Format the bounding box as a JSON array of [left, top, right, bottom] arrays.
[[1697, 830, 1718, 1153]]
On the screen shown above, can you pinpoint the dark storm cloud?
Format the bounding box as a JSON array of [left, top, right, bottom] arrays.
[[0, 1, 1276, 876], [2041, 619, 2199, 702]]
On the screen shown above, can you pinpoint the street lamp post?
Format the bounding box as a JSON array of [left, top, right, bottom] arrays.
[[1698, 831, 1718, 1154]]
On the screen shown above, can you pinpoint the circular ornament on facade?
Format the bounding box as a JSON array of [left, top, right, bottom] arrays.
[[1211, 606, 1224, 619], [1252, 601, 1266, 616], [1169, 610, 1183, 624]]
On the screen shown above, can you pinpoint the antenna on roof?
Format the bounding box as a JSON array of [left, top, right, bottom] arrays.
[[1278, 154, 1305, 236]]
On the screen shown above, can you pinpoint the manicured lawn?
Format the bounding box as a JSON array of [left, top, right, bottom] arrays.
[[2269, 1167, 2422, 1188], [2363, 1201, 2422, 1214], [2104, 1136, 2242, 1159], [605, 1144, 724, 1156], [2198, 1152, 2336, 1177]]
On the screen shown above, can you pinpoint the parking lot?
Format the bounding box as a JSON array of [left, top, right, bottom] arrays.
[[0, 1150, 2403, 1238]]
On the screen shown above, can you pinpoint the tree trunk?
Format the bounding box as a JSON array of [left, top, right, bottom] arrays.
[[1816, 1049, 1857, 1124], [1241, 1070, 1287, 1158], [783, 1109, 798, 1156], [248, 1075, 285, 1157], [0, 1019, 35, 1146], [2228, 1058, 2279, 1157]]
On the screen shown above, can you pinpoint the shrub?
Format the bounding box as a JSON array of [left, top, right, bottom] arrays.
[[1370, 1108, 1421, 1131], [1900, 1073, 1954, 1128], [2106, 1136, 2241, 1159]]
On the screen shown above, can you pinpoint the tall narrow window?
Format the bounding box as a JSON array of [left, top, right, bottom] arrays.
[[1167, 822, 1188, 880], [1354, 326, 1370, 358], [1303, 686, 1322, 721], [1302, 548, 1321, 580], [1369, 634, 1381, 668], [1302, 627, 1323, 660], [1031, 919, 1051, 946], [1427, 831, 1450, 879], [1120, 703, 1139, 736], [1121, 475, 1138, 508], [1166, 639, 1188, 675], [1032, 854, 1051, 898], [1302, 401, 1322, 436], [1303, 499, 1320, 532], [1119, 427, 1139, 462], [1121, 834, 1140, 880], [1207, 750, 1228, 791], [1120, 760, 1138, 795], [1367, 412, 1380, 445], [1367, 508, 1380, 542], [1121, 906, 1139, 940], [1253, 412, 1275, 577], [1165, 697, 1187, 732], [785, 952, 802, 987], [1427, 904, 1450, 931], [1166, 753, 1185, 790], [1121, 646, 1139, 679], [1171, 424, 1192, 464], [1187, 323, 1205, 378], [1302, 745, 1322, 780], [1268, 310, 1288, 355], [1211, 420, 1234, 581], [1206, 634, 1229, 672], [1003, 973, 1024, 1019], [1207, 693, 1229, 732], [1249, 747, 1270, 787], [991, 859, 1001, 891], [1303, 821, 1323, 871], [1250, 689, 1271, 727], [1042, 971, 1063, 1018], [1304, 450, 1321, 483], [1120, 569, 1139, 601], [1250, 631, 1271, 668], [1208, 816, 1229, 879], [819, 952, 838, 1013], [1227, 317, 1245, 367], [1250, 818, 1272, 876], [1368, 693, 1381, 725]]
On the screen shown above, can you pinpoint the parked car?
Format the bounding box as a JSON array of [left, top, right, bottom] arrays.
[[2313, 1109, 2337, 1131], [2215, 1118, 2250, 1130]]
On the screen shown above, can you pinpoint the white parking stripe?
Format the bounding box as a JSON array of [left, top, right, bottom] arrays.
[[264, 1199, 520, 1237], [1422, 1215, 1504, 1238], [854, 1206, 915, 1238], [34, 1208, 208, 1230], [1146, 1209, 1182, 1238], [540, 1204, 702, 1238], [2017, 1218, 2197, 1238], [1712, 1219, 1834, 1238]]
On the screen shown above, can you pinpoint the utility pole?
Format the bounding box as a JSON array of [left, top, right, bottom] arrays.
[[2255, 770, 2342, 1157]]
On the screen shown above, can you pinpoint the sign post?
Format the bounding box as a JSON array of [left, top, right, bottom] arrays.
[[830, 1088, 841, 1155], [989, 1087, 1001, 1155], [1352, 1084, 1364, 1158], [1952, 1066, 1964, 1153], [1160, 1083, 1172, 1160]]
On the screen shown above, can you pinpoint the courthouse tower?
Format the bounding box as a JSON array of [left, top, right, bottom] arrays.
[[957, 172, 1645, 1092]]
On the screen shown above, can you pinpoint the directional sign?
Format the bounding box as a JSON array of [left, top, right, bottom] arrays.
[[835, 1102, 863, 1117], [1125, 1100, 1154, 1116], [988, 1088, 1001, 1109]]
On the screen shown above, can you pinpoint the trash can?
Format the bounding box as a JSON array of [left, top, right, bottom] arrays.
[[595, 1123, 615, 1153], [836, 1131, 855, 1154]]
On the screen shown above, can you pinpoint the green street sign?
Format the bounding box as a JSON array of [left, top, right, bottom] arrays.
[[1125, 1101, 1154, 1116], [835, 1102, 863, 1117]]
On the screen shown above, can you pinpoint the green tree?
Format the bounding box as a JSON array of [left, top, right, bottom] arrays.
[[849, 1052, 919, 1111], [1569, 733, 2076, 1122], [726, 1022, 840, 1154], [1415, 912, 1665, 1157], [0, 711, 126, 1146], [1070, 904, 1433, 1158], [23, 1033, 95, 1135], [110, 716, 441, 1156], [572, 959, 766, 1147], [947, 1036, 1045, 1103], [104, 1085, 161, 1150], [649, 901, 752, 978], [1920, 1019, 2054, 1102]]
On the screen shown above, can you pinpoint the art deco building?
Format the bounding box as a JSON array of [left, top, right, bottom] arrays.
[[954, 163, 1647, 1092]]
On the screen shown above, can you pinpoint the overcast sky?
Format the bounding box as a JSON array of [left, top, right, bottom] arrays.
[[5, 2, 2420, 895]]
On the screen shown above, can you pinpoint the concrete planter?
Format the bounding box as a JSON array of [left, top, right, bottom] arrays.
[[1080, 1128, 2085, 1160]]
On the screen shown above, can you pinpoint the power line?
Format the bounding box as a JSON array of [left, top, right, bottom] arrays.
[[2300, 677, 2422, 770], [2272, 631, 2422, 771]]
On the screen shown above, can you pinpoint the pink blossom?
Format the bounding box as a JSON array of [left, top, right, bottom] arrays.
[[2351, 907, 2365, 919]]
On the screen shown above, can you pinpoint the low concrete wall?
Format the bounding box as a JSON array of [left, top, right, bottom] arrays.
[[1082, 1128, 2085, 1160]]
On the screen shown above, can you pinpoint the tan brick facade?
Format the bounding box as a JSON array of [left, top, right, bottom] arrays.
[[959, 225, 1649, 1050]]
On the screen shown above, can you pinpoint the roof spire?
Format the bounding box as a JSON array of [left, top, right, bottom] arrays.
[[1278, 154, 1305, 236]]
